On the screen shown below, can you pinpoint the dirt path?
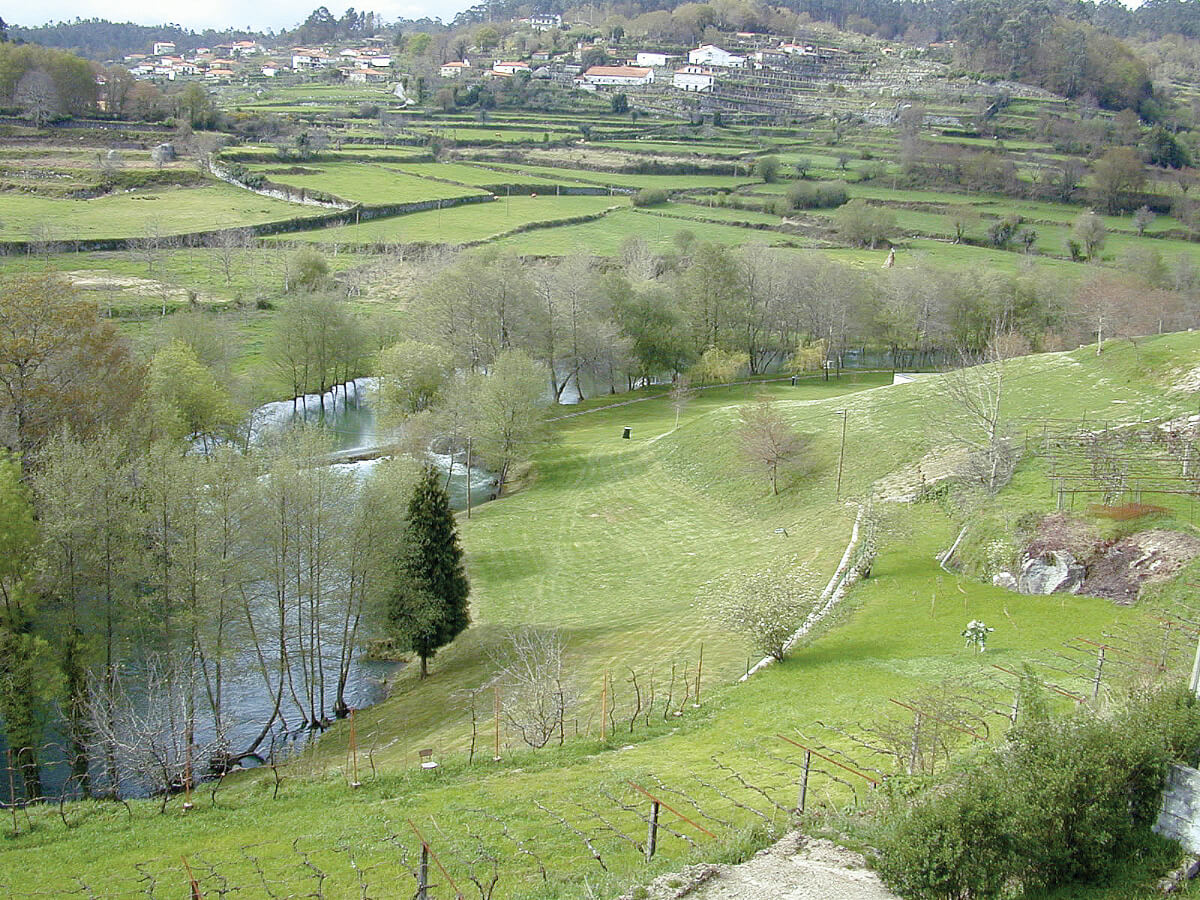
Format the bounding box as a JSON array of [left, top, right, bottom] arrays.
[[622, 833, 898, 900]]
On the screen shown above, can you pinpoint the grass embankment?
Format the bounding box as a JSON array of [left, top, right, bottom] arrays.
[[278, 194, 628, 245], [6, 336, 1200, 897], [0, 183, 319, 241], [242, 161, 488, 206]]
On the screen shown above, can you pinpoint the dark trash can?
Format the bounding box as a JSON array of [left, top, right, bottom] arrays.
[[622, 426, 631, 439]]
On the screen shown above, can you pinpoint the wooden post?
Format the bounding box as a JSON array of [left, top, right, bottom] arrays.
[[466, 437, 473, 519], [183, 740, 194, 811], [417, 843, 430, 900], [645, 800, 660, 861], [7, 749, 16, 836], [694, 644, 703, 707], [600, 671, 608, 741], [350, 708, 361, 788], [493, 684, 501, 761], [836, 410, 848, 500], [182, 856, 202, 900], [1093, 647, 1106, 702], [908, 711, 921, 776], [797, 749, 811, 814]]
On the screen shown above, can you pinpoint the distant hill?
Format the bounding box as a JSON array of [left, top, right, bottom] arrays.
[[8, 19, 264, 61]]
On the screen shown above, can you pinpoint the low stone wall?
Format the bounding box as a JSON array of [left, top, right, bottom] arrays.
[[1156, 764, 1200, 853]]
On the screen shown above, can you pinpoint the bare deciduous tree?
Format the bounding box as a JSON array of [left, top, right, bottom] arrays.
[[15, 69, 58, 127], [737, 397, 810, 495], [492, 627, 575, 749], [936, 345, 1017, 496]]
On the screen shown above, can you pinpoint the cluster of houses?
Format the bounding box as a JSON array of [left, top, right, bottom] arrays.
[[121, 37, 394, 83], [118, 29, 854, 99]]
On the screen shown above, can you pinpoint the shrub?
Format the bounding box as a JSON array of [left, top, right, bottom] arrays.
[[632, 188, 668, 207], [786, 181, 849, 210], [877, 687, 1200, 899]]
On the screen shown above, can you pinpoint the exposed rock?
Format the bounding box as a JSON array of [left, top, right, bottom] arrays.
[[1080, 530, 1200, 604], [1017, 550, 1085, 595], [992, 572, 1018, 591]]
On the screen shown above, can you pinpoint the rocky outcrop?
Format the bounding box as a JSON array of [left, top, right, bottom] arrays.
[[1017, 551, 1085, 595], [993, 528, 1200, 602]]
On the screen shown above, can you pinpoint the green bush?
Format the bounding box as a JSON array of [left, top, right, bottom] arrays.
[[876, 687, 1200, 899], [632, 188, 668, 207], [786, 181, 849, 210]]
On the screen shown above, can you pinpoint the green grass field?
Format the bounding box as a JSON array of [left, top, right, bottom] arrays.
[[0, 183, 318, 240], [274, 195, 628, 245], [489, 207, 801, 254], [245, 161, 488, 205], [6, 336, 1200, 898]]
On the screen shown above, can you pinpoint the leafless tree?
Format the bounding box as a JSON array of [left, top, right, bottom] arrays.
[[936, 344, 1017, 496], [87, 660, 221, 806], [15, 70, 58, 128], [208, 228, 250, 285], [492, 627, 576, 749], [737, 397, 811, 494], [669, 375, 694, 427]]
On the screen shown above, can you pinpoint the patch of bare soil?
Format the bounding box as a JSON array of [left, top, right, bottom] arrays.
[[1080, 529, 1200, 604], [872, 445, 970, 503], [62, 270, 227, 306], [618, 834, 897, 900]]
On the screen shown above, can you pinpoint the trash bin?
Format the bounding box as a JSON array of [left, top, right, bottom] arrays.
[[622, 426, 631, 439], [790, 375, 797, 386]]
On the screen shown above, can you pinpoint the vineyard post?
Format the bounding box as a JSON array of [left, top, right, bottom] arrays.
[[797, 749, 811, 814], [645, 799, 660, 861]]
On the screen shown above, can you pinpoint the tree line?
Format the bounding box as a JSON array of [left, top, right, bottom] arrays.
[[0, 273, 475, 804]]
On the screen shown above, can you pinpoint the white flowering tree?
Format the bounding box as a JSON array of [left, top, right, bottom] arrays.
[[703, 565, 823, 662], [961, 620, 994, 653]]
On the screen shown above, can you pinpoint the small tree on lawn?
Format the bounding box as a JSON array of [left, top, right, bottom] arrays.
[[704, 565, 823, 662], [738, 397, 811, 495], [387, 466, 470, 677]]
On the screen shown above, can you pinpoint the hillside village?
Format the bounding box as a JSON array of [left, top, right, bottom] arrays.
[[105, 21, 955, 123]]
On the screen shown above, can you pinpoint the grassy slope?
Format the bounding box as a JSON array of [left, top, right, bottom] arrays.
[[6, 336, 1200, 897], [275, 195, 629, 245], [244, 162, 487, 205], [0, 183, 319, 240]]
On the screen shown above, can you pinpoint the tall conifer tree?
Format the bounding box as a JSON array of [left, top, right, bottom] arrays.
[[387, 466, 470, 677]]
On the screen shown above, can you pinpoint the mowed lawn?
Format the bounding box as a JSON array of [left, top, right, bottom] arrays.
[[6, 337, 1200, 898], [276, 194, 627, 245], [0, 184, 320, 240]]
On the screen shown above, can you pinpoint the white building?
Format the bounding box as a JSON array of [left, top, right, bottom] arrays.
[[673, 65, 715, 92], [688, 45, 745, 67], [635, 52, 673, 67], [346, 68, 386, 83], [439, 60, 470, 77], [577, 65, 654, 86], [152, 41, 176, 56], [492, 61, 530, 75], [521, 14, 562, 30]]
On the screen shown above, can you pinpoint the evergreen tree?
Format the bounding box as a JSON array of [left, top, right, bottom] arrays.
[[387, 466, 469, 678]]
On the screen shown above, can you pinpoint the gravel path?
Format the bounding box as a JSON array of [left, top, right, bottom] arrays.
[[621, 833, 898, 900]]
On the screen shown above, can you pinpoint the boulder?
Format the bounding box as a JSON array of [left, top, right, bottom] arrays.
[[1017, 550, 1085, 595], [992, 572, 1018, 591]]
